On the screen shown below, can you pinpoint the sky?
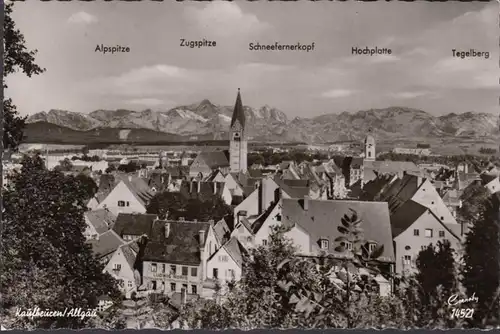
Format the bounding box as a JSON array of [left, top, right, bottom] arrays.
[[5, 1, 499, 118]]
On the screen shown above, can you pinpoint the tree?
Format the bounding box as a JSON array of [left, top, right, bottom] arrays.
[[3, 3, 45, 151], [458, 181, 490, 225], [462, 195, 500, 328], [410, 240, 461, 328], [1, 154, 120, 329], [55, 157, 74, 172]]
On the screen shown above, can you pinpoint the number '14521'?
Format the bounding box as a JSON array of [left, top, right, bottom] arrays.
[[451, 308, 474, 319]]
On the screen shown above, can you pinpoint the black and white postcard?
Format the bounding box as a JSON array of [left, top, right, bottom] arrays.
[[2, 0, 499, 330]]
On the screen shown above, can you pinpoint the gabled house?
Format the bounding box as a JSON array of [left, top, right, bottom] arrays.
[[88, 229, 127, 264], [84, 208, 117, 240], [97, 174, 155, 216], [189, 151, 230, 178], [480, 167, 500, 195], [281, 198, 395, 268], [141, 220, 220, 296], [104, 242, 141, 298], [206, 236, 248, 283], [390, 200, 461, 275]]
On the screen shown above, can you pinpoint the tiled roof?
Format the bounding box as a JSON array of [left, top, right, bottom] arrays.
[[142, 220, 211, 265], [222, 236, 247, 268], [164, 166, 189, 178], [120, 243, 138, 269], [274, 176, 309, 199], [360, 174, 395, 201], [281, 198, 395, 262], [213, 218, 231, 245], [391, 200, 460, 240], [116, 174, 155, 206], [251, 199, 281, 234], [378, 174, 421, 214], [390, 200, 429, 238], [85, 209, 116, 234], [89, 230, 125, 259], [283, 179, 310, 188], [196, 151, 230, 169], [112, 213, 158, 237]]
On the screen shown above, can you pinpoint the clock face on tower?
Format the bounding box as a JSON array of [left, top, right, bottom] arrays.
[[232, 132, 241, 141]]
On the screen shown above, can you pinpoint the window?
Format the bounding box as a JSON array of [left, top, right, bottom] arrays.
[[368, 243, 376, 253], [262, 240, 268, 246], [128, 280, 133, 288], [182, 284, 188, 292], [170, 265, 176, 274], [192, 285, 197, 295], [151, 263, 157, 272], [170, 283, 176, 292], [113, 264, 122, 271], [118, 200, 125, 207], [126, 201, 130, 207], [421, 245, 427, 251], [425, 229, 433, 238], [275, 214, 282, 222], [191, 267, 198, 277], [345, 241, 353, 251], [219, 255, 229, 262], [413, 229, 419, 236], [213, 268, 219, 279], [162, 264, 166, 273], [152, 281, 157, 290], [403, 255, 411, 265], [320, 239, 329, 250], [228, 269, 235, 279], [439, 230, 445, 237], [182, 266, 188, 276]]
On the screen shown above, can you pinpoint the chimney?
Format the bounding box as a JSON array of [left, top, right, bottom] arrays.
[[258, 180, 264, 215], [303, 195, 309, 211], [199, 230, 206, 247], [164, 222, 170, 238], [197, 181, 201, 193], [214, 182, 217, 194], [181, 287, 187, 305]]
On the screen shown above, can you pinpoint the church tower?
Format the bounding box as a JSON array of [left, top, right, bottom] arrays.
[[364, 129, 376, 162], [229, 88, 248, 173]]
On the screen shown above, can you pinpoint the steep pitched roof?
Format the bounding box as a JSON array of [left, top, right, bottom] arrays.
[[143, 220, 211, 265], [390, 200, 460, 240], [251, 199, 281, 234], [116, 174, 155, 206], [196, 151, 230, 169], [281, 198, 395, 262], [379, 174, 421, 213], [112, 213, 158, 237], [222, 236, 247, 268], [213, 218, 231, 245], [120, 243, 138, 269], [230, 89, 246, 129], [85, 209, 116, 234], [89, 230, 125, 259], [274, 176, 310, 198], [248, 169, 263, 178]]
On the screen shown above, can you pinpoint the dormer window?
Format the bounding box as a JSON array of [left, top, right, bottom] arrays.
[[320, 239, 329, 250], [344, 241, 353, 251]]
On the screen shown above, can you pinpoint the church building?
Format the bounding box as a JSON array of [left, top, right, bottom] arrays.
[[229, 88, 248, 173]]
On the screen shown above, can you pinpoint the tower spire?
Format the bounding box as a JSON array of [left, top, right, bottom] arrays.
[[230, 88, 245, 129]]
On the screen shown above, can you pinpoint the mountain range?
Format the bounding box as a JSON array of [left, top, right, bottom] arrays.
[[25, 100, 499, 144]]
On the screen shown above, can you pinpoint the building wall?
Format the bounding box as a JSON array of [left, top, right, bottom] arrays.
[[229, 122, 247, 173], [253, 202, 282, 246], [142, 261, 203, 295], [412, 179, 457, 226], [97, 181, 146, 216], [224, 174, 244, 197], [286, 224, 311, 254], [233, 190, 259, 227], [393, 211, 460, 275], [104, 249, 137, 299], [83, 216, 99, 240], [231, 223, 254, 250], [189, 157, 212, 178], [221, 184, 233, 206], [485, 177, 500, 195], [206, 247, 242, 282]]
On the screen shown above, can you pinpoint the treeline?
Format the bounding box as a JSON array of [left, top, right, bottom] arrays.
[[248, 149, 330, 167], [479, 147, 497, 155], [378, 152, 494, 167]]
